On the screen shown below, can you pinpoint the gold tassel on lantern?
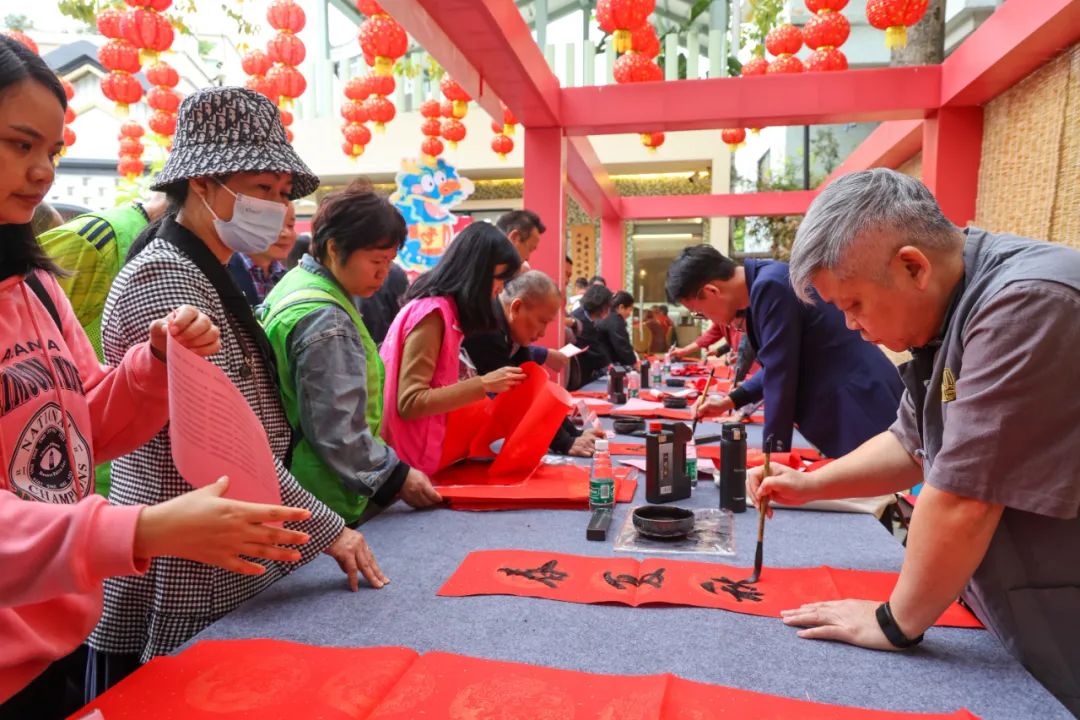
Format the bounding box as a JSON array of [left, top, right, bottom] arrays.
[[614, 28, 632, 53], [885, 25, 907, 49]]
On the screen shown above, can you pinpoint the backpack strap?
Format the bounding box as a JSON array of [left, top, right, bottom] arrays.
[[25, 272, 63, 334]]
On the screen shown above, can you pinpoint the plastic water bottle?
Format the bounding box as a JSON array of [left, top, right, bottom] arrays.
[[663, 351, 673, 376], [650, 360, 663, 387], [685, 439, 698, 488], [589, 439, 614, 510], [627, 370, 640, 398]]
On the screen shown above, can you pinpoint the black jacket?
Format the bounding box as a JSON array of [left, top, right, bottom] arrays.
[[463, 301, 582, 454], [570, 306, 610, 387], [597, 313, 637, 366]]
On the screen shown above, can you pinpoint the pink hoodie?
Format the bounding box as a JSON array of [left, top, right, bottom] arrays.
[[0, 269, 169, 702]]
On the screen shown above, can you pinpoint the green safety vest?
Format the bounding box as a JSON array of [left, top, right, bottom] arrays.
[[37, 204, 149, 497], [259, 265, 385, 525]]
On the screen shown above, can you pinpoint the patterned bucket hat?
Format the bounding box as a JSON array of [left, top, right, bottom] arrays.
[[151, 86, 320, 199]]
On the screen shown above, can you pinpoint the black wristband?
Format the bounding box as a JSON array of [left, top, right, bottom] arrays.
[[876, 601, 924, 648]]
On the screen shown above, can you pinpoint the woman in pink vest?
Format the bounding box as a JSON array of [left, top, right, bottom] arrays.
[[381, 223, 526, 474], [0, 37, 315, 719]]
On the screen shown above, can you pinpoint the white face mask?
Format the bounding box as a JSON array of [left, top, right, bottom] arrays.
[[199, 180, 287, 255]]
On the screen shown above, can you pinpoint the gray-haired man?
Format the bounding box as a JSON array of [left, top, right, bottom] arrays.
[[750, 168, 1080, 713]]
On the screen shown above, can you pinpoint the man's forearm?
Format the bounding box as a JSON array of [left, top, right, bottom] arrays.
[[889, 484, 1003, 637], [808, 431, 923, 500]]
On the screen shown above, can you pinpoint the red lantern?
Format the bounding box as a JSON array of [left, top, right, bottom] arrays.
[[721, 128, 746, 151], [414, 100, 440, 121], [3, 30, 39, 55], [341, 141, 359, 159], [119, 136, 145, 157], [63, 126, 76, 148], [345, 77, 371, 101], [441, 118, 466, 149], [597, 0, 656, 54], [867, 0, 930, 49], [613, 52, 663, 83], [267, 0, 306, 33], [285, 128, 294, 143], [147, 86, 180, 113], [117, 157, 145, 178], [63, 106, 76, 124], [267, 65, 306, 102], [125, 0, 172, 10], [122, 9, 174, 57], [806, 47, 848, 72], [279, 108, 293, 126], [806, 0, 848, 11], [491, 121, 503, 134], [364, 95, 395, 130], [268, 32, 306, 66], [245, 75, 279, 100], [741, 55, 769, 76], [148, 110, 177, 136], [356, 0, 386, 16], [767, 55, 805, 73], [491, 134, 513, 160], [365, 73, 395, 98], [422, 136, 445, 159], [101, 73, 144, 113], [422, 118, 442, 137], [630, 23, 660, 59], [343, 122, 371, 151], [765, 24, 803, 57], [146, 61, 179, 87], [341, 99, 369, 124], [440, 76, 471, 118], [503, 106, 517, 126], [358, 14, 407, 76], [242, 49, 272, 77], [97, 7, 125, 39], [120, 120, 145, 138], [440, 100, 454, 119], [640, 132, 664, 151], [61, 78, 75, 101], [803, 11, 850, 50], [99, 39, 142, 74]]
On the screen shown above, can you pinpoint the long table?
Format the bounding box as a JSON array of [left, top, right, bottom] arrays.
[[191, 375, 1070, 719]]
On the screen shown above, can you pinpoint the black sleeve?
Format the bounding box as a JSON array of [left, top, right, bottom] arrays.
[[463, 331, 512, 375], [371, 461, 410, 506], [606, 317, 637, 366], [549, 417, 582, 454]]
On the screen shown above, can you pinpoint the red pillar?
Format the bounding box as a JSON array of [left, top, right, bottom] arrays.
[[922, 106, 984, 226], [600, 214, 626, 290], [523, 126, 567, 351]]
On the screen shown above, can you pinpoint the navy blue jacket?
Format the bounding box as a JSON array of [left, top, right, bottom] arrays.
[[727, 260, 903, 457]]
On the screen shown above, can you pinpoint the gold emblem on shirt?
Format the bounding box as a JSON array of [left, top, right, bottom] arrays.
[[941, 367, 957, 403]]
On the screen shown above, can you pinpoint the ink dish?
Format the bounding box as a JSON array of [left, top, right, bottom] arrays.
[[633, 505, 695, 539]]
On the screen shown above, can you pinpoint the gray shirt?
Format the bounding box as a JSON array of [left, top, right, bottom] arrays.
[[287, 256, 407, 505], [890, 229, 1080, 713]]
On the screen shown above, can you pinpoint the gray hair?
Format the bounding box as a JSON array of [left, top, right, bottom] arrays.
[[500, 269, 559, 305], [789, 168, 959, 302]]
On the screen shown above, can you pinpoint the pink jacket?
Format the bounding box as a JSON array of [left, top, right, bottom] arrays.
[[379, 296, 463, 474], [0, 270, 168, 702]]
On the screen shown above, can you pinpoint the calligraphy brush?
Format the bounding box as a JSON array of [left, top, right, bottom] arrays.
[[689, 367, 716, 438], [744, 434, 773, 584]]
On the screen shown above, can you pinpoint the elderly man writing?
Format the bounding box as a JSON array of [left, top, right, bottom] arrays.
[[753, 168, 1080, 713], [464, 270, 603, 457]]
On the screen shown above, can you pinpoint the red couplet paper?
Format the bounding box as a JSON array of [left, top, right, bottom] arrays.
[[608, 441, 646, 456], [433, 464, 637, 511], [73, 638, 978, 720], [570, 390, 609, 400], [437, 550, 983, 629]]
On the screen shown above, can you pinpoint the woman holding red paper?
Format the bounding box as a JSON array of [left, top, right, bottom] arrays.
[[380, 223, 525, 475], [0, 38, 320, 719]]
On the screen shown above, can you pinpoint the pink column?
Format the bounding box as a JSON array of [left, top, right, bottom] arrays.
[[922, 107, 983, 226], [600, 214, 625, 290], [523, 126, 567, 352]]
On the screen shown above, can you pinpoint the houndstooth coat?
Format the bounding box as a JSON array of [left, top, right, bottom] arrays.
[[87, 217, 345, 661]]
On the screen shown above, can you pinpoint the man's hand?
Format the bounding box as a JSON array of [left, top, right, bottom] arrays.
[[671, 344, 697, 359], [324, 528, 388, 592], [398, 467, 442, 508], [568, 428, 604, 457], [544, 350, 569, 372], [149, 305, 221, 360], [747, 463, 822, 517], [695, 394, 735, 419], [781, 599, 900, 651]]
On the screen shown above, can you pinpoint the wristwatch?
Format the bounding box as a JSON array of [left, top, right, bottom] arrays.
[[876, 601, 924, 648]]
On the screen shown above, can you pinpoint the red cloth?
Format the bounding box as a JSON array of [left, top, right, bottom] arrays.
[[438, 550, 983, 629], [76, 638, 981, 719]]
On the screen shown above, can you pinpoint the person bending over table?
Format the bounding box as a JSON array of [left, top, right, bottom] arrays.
[[380, 223, 525, 475], [260, 185, 442, 528], [750, 169, 1080, 714], [597, 290, 638, 367], [464, 270, 603, 458], [665, 244, 903, 458], [569, 283, 613, 390]]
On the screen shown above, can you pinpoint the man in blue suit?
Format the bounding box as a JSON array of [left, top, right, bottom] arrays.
[[665, 245, 902, 457]]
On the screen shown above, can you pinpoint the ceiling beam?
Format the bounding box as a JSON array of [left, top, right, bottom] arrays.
[[620, 191, 819, 220], [559, 65, 942, 135]]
